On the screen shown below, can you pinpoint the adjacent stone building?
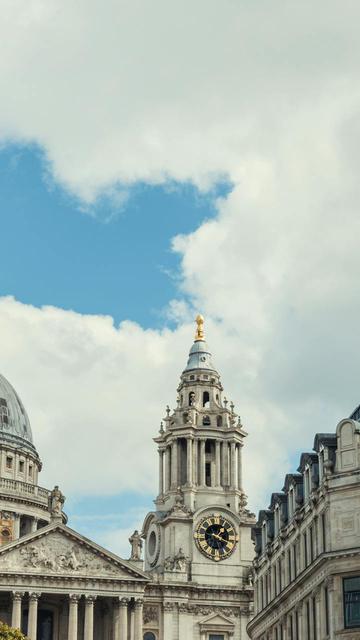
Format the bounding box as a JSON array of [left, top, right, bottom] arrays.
[[248, 409, 360, 639], [0, 316, 255, 640]]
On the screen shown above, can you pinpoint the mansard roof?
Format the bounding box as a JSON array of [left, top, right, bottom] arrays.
[[297, 451, 318, 472], [269, 492, 287, 510], [313, 432, 336, 452], [282, 472, 302, 492]]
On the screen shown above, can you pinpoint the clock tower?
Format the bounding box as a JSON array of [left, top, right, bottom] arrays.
[[142, 317, 255, 639]]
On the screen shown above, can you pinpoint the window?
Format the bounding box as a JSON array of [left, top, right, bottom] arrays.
[[344, 577, 360, 628], [19, 460, 24, 473], [325, 586, 329, 635], [312, 596, 317, 640], [203, 391, 210, 407], [144, 634, 156, 640], [6, 456, 12, 469], [321, 512, 327, 552], [29, 465, 33, 478], [303, 531, 308, 568], [209, 636, 224, 640], [205, 462, 211, 486], [216, 415, 223, 427], [0, 398, 9, 424], [202, 415, 211, 426]]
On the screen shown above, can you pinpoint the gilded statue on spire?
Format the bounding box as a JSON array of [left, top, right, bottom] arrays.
[[195, 314, 205, 341]]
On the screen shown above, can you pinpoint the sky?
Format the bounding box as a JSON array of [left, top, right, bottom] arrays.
[[1, 0, 360, 557]]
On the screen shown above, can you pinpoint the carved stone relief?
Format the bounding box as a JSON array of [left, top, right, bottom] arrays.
[[0, 532, 122, 576]]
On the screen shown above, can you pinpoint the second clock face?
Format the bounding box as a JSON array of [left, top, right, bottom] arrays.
[[194, 514, 238, 562]]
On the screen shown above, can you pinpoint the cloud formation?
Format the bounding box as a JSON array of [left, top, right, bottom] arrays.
[[1, 0, 359, 201], [1, 0, 360, 517]]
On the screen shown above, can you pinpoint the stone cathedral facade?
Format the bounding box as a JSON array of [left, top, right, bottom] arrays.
[[0, 316, 255, 640]]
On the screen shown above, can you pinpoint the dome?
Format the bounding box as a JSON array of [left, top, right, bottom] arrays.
[[184, 339, 216, 372], [0, 373, 37, 454]]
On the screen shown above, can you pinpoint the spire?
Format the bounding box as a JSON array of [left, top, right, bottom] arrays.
[[184, 315, 215, 372]]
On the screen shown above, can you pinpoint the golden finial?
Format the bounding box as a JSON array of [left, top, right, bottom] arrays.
[[195, 314, 205, 341]]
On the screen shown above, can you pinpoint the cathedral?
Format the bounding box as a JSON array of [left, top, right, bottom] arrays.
[[0, 316, 255, 640]]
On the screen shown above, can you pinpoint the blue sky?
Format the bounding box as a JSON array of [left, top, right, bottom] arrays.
[[1, 0, 360, 558], [0, 144, 228, 328], [0, 142, 229, 554]]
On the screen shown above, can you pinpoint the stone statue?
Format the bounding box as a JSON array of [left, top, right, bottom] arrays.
[[129, 530, 142, 560], [173, 547, 187, 571], [50, 485, 65, 517]]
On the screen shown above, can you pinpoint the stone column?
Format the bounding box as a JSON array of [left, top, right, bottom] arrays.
[[158, 449, 164, 495], [134, 599, 143, 640], [84, 595, 96, 640], [215, 440, 221, 486], [30, 517, 38, 533], [295, 602, 304, 640], [192, 439, 198, 485], [27, 592, 41, 640], [14, 513, 20, 539], [237, 444, 243, 490], [171, 439, 178, 488], [186, 437, 193, 485], [199, 439, 206, 486], [68, 594, 80, 640], [315, 587, 322, 640], [11, 592, 24, 629], [325, 577, 335, 639], [230, 441, 236, 488], [221, 441, 228, 486], [119, 598, 128, 639], [165, 446, 171, 492]]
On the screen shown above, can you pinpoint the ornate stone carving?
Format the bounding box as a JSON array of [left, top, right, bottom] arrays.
[[129, 530, 142, 560], [0, 532, 121, 576], [163, 602, 174, 612], [143, 605, 159, 624], [69, 593, 81, 603], [164, 547, 189, 572], [168, 488, 191, 517], [11, 591, 24, 601]]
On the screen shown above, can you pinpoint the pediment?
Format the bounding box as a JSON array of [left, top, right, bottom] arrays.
[[0, 524, 148, 581], [199, 612, 235, 632]]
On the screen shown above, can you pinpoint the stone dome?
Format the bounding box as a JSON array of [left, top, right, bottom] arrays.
[[0, 373, 37, 454], [184, 339, 216, 372]]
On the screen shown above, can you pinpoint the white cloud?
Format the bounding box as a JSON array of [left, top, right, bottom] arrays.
[[1, 0, 360, 202], [1, 0, 360, 516]]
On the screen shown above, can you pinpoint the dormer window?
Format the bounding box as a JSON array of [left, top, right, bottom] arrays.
[[288, 486, 295, 518], [261, 521, 267, 551], [0, 399, 9, 425], [190, 375, 195, 381], [274, 505, 280, 536], [304, 465, 311, 501]]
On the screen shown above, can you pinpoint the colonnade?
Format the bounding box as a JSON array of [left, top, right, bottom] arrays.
[[10, 591, 144, 640], [158, 437, 243, 494]]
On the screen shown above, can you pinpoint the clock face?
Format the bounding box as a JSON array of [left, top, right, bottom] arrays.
[[194, 514, 238, 562]]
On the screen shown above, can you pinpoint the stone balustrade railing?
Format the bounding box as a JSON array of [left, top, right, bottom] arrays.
[[0, 477, 50, 505]]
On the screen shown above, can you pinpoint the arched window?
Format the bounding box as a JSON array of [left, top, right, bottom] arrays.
[[202, 391, 210, 408], [216, 415, 223, 427], [202, 415, 211, 426], [182, 413, 188, 424], [144, 633, 156, 640]]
